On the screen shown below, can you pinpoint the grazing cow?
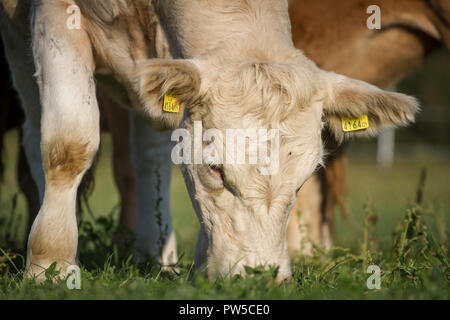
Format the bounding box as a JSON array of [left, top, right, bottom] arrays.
[[91, 0, 450, 258], [1, 0, 418, 281], [287, 0, 450, 254]]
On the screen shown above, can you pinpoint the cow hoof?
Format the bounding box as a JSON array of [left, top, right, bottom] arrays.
[[25, 260, 72, 283]]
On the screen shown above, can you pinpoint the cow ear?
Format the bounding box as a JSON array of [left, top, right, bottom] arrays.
[[136, 59, 202, 129], [321, 71, 420, 142]]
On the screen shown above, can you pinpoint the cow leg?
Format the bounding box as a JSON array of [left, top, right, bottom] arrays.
[[17, 134, 40, 237], [98, 89, 137, 249], [130, 113, 178, 268], [287, 174, 331, 255], [288, 142, 347, 255], [25, 6, 100, 280], [1, 24, 45, 202], [322, 147, 347, 241], [1, 9, 44, 249]]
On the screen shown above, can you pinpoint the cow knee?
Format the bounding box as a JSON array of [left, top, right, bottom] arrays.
[[42, 138, 98, 188]]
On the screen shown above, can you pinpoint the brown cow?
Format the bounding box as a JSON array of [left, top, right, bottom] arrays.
[[287, 0, 450, 254]]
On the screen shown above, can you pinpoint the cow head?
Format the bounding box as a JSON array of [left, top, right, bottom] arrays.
[[136, 50, 419, 281]]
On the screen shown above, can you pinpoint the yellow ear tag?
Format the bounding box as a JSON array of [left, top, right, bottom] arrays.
[[163, 94, 180, 113], [342, 115, 369, 132]]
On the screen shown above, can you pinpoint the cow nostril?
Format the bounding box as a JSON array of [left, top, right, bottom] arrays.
[[209, 164, 224, 181]]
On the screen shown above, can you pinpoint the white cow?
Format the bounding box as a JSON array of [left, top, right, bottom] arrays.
[[1, 0, 418, 281]]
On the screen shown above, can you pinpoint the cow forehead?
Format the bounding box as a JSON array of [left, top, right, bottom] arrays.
[[196, 58, 320, 121], [199, 97, 323, 136]]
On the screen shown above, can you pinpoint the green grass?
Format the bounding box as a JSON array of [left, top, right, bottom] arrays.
[[0, 130, 448, 299]]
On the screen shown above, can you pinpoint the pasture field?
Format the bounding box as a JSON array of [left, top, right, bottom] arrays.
[[0, 130, 449, 299]]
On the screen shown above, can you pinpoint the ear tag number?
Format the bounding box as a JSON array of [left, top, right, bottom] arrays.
[[163, 94, 180, 113], [342, 115, 369, 132]]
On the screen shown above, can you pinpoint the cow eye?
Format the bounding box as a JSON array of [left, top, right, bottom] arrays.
[[208, 164, 224, 182]]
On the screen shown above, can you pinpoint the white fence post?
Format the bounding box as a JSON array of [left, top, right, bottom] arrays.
[[377, 127, 396, 168], [377, 86, 397, 168]]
